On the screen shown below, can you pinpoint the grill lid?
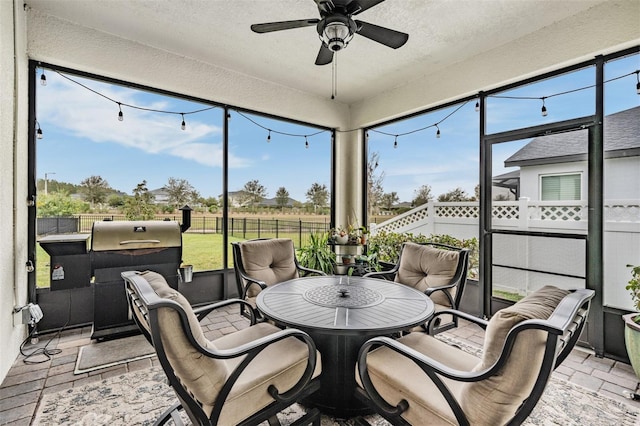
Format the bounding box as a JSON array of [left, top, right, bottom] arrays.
[[91, 220, 181, 252]]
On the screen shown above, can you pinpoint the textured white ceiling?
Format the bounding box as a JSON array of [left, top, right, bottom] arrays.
[[26, 0, 625, 106]]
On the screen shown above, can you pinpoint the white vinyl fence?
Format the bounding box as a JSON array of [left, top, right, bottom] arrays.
[[371, 199, 640, 310]]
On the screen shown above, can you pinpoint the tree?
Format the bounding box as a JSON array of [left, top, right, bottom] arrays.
[[306, 183, 328, 213], [241, 179, 267, 210], [107, 194, 125, 208], [438, 187, 472, 202], [412, 184, 433, 206], [275, 187, 290, 210], [80, 175, 111, 207], [367, 152, 385, 216], [380, 192, 399, 211], [123, 180, 157, 220], [165, 177, 196, 210], [37, 191, 89, 217]]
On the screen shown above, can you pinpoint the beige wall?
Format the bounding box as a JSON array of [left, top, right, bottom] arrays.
[[0, 0, 30, 383]]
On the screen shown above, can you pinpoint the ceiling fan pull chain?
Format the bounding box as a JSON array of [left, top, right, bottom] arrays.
[[332, 52, 338, 99]]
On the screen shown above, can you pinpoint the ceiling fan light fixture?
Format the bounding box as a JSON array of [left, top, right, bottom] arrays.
[[320, 16, 355, 52]]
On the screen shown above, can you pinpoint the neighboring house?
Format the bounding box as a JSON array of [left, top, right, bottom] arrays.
[[224, 191, 300, 208], [259, 197, 298, 208], [149, 187, 169, 205], [504, 106, 640, 201], [492, 170, 520, 200]]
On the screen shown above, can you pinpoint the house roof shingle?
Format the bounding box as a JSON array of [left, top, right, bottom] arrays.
[[505, 106, 640, 167]]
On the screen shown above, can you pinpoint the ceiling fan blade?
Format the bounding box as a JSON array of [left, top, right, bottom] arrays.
[[315, 44, 334, 65], [348, 0, 386, 15], [354, 20, 408, 49], [313, 0, 335, 15], [251, 19, 319, 33]]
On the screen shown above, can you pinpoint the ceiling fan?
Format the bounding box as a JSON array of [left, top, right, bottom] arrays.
[[250, 0, 409, 65]]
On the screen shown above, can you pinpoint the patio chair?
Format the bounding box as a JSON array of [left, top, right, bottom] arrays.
[[356, 286, 595, 426], [122, 270, 321, 426], [363, 242, 470, 334], [232, 238, 326, 318]]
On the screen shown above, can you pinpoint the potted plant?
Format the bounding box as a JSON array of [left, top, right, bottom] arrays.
[[297, 232, 336, 275], [624, 264, 640, 378], [329, 227, 349, 245]]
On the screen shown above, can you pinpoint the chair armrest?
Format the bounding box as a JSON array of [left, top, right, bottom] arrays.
[[192, 298, 257, 325], [359, 336, 480, 382], [297, 264, 327, 276], [363, 264, 399, 281], [239, 275, 267, 299], [430, 308, 488, 330]]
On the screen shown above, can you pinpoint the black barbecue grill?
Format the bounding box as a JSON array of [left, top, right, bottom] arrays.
[[90, 219, 183, 339]]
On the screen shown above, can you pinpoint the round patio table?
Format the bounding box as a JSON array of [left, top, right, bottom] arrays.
[[256, 275, 434, 418]]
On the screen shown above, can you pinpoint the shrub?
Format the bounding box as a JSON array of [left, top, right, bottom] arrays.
[[368, 231, 479, 277]]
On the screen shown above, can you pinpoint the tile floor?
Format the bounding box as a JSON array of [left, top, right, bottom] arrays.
[[0, 305, 639, 425]]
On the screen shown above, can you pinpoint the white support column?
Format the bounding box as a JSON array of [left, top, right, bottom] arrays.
[[334, 130, 364, 229]]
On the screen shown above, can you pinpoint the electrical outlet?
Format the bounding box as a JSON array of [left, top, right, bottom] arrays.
[[13, 303, 43, 326], [13, 307, 31, 326]]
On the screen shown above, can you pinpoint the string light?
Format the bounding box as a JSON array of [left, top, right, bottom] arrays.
[[40, 66, 638, 149], [305, 136, 309, 149], [36, 121, 43, 139]]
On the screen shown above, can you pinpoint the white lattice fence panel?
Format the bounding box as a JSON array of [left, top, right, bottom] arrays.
[[533, 205, 585, 221], [436, 204, 479, 219], [605, 202, 640, 222], [492, 205, 519, 220], [377, 207, 429, 233]]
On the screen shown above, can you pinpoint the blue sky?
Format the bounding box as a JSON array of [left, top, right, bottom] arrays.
[[37, 53, 638, 203]]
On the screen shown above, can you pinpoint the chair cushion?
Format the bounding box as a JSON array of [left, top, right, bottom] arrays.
[[357, 333, 480, 425], [460, 285, 570, 425], [395, 243, 460, 306], [212, 322, 322, 425], [239, 239, 299, 298]]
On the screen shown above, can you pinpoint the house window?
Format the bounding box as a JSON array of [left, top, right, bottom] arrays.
[[541, 174, 581, 200]]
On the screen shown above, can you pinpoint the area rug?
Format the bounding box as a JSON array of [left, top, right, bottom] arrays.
[[36, 363, 640, 425], [74, 334, 155, 374]]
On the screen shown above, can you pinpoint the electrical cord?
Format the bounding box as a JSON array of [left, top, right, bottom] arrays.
[[19, 325, 63, 364], [20, 289, 72, 364]]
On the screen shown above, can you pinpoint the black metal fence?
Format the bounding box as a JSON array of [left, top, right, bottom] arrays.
[[37, 215, 331, 248]]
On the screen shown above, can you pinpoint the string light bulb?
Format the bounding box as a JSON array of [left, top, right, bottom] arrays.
[[305, 136, 309, 149], [36, 121, 43, 139], [475, 101, 479, 112], [117, 103, 124, 122], [636, 71, 640, 95], [267, 130, 271, 143], [227, 112, 231, 120], [541, 98, 548, 117], [40, 70, 47, 86], [436, 125, 441, 138], [181, 113, 186, 130], [393, 135, 398, 149]]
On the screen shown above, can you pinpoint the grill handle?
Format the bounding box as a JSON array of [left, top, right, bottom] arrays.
[[119, 239, 161, 245]]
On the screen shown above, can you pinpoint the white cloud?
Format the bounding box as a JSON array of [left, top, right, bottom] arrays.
[[37, 72, 260, 168]]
